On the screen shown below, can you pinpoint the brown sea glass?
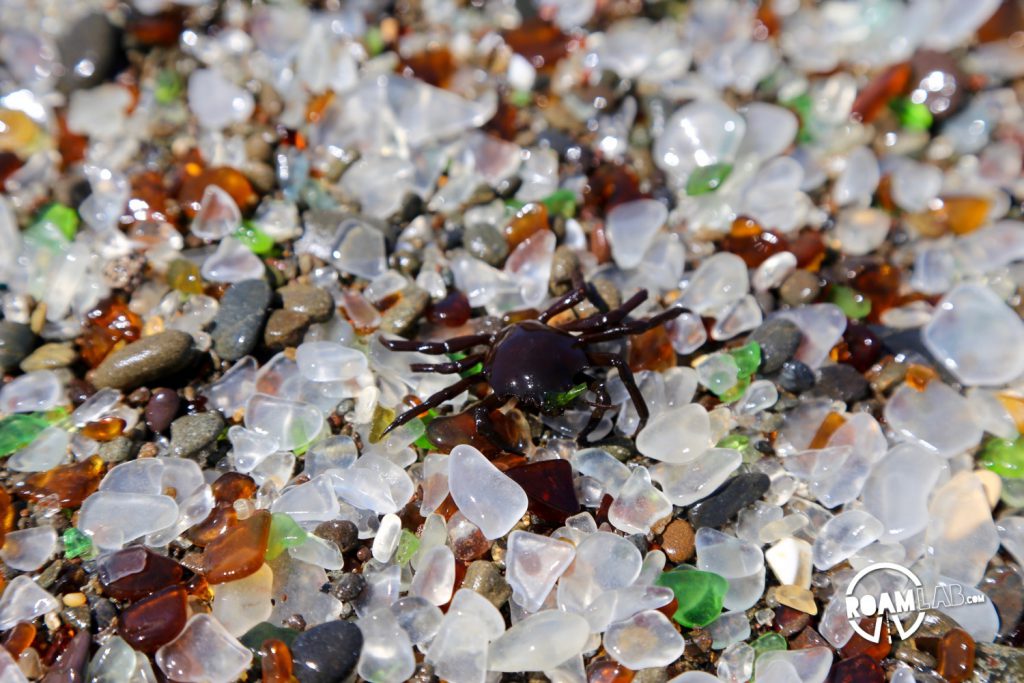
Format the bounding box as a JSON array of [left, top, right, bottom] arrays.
[[99, 547, 185, 601], [118, 586, 189, 653], [14, 456, 104, 508], [201, 509, 271, 584]]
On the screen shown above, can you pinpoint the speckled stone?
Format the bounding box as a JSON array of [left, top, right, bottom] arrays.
[[463, 223, 509, 267], [379, 286, 429, 335], [264, 309, 312, 350], [808, 364, 870, 403], [211, 279, 272, 361], [749, 319, 802, 374], [280, 283, 335, 323], [462, 560, 512, 608], [779, 270, 821, 307], [0, 321, 35, 372], [330, 573, 366, 602], [91, 330, 194, 390], [97, 436, 133, 464], [662, 519, 696, 563], [972, 643, 1024, 683], [315, 520, 360, 553], [169, 411, 225, 460]]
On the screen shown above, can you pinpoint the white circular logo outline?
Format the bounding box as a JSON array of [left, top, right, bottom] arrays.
[[845, 562, 925, 643]]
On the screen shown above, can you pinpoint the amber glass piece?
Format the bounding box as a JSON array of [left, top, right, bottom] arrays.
[[0, 488, 13, 548], [504, 203, 549, 249], [791, 626, 828, 650], [942, 196, 991, 236], [790, 230, 826, 270], [505, 459, 580, 524], [0, 152, 23, 186], [178, 167, 257, 219], [187, 504, 238, 547], [977, 0, 1024, 42], [202, 510, 271, 584], [484, 97, 521, 141], [503, 18, 572, 71], [3, 622, 35, 657], [125, 170, 174, 227], [583, 164, 646, 216], [260, 639, 294, 683], [211, 472, 258, 504], [119, 586, 189, 653], [55, 112, 87, 168], [628, 326, 676, 373], [586, 657, 635, 683], [851, 62, 912, 123], [851, 263, 901, 322], [773, 605, 810, 637], [0, 109, 40, 153], [426, 407, 529, 457], [99, 546, 185, 601], [908, 196, 991, 237], [721, 218, 790, 267], [754, 0, 781, 37], [42, 628, 90, 683], [905, 364, 938, 391], [590, 223, 612, 265], [80, 297, 144, 368], [809, 412, 846, 450], [81, 417, 126, 442], [997, 393, 1024, 432], [14, 456, 103, 508], [127, 7, 184, 46], [427, 290, 472, 328], [842, 323, 883, 373], [841, 619, 891, 661], [937, 628, 975, 683], [398, 46, 456, 88], [830, 654, 884, 683]]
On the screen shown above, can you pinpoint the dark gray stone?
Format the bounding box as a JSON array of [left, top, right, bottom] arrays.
[[212, 279, 272, 361], [777, 360, 816, 393], [169, 411, 225, 459], [749, 319, 802, 374], [58, 14, 121, 93], [688, 473, 771, 529], [330, 572, 366, 602], [809, 363, 869, 403], [0, 321, 35, 373], [290, 620, 363, 683]]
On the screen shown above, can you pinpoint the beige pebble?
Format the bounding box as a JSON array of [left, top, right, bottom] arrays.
[[975, 469, 1002, 508], [62, 592, 87, 608]]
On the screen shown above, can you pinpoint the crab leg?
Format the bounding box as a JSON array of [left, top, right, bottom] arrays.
[[380, 333, 492, 355], [587, 351, 649, 437], [381, 374, 480, 436]]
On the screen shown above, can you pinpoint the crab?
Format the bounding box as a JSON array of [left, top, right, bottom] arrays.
[[379, 285, 685, 445]]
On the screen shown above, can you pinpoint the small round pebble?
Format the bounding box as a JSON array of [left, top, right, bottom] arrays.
[[662, 519, 696, 563], [290, 620, 363, 683], [314, 520, 360, 553], [330, 573, 366, 602], [91, 330, 195, 391], [749, 319, 802, 374], [777, 360, 816, 393], [778, 270, 821, 307]]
